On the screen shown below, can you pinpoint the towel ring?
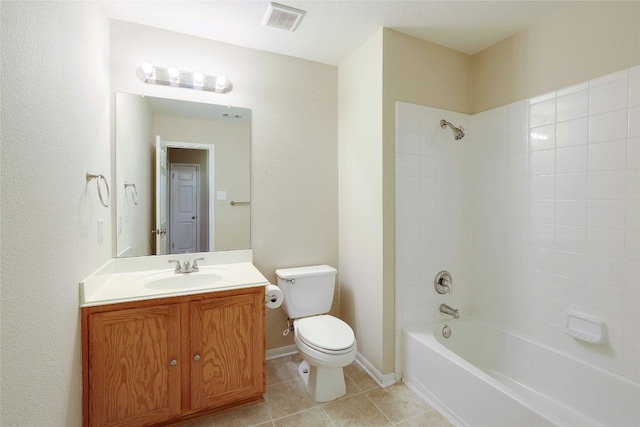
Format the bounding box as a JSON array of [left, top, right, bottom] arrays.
[[86, 172, 111, 207], [124, 182, 139, 205]]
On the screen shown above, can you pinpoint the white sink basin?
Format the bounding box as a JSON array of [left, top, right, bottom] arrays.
[[134, 269, 230, 291]]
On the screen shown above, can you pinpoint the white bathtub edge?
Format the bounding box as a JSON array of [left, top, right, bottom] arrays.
[[403, 376, 467, 427]]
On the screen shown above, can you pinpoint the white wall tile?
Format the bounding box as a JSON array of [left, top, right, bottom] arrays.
[[556, 173, 588, 199], [629, 74, 639, 107], [588, 200, 626, 229], [586, 255, 625, 288], [588, 170, 627, 200], [557, 90, 588, 122], [529, 124, 556, 151], [530, 150, 556, 175], [529, 98, 556, 128], [589, 110, 628, 143], [556, 145, 588, 173], [557, 117, 588, 148], [587, 227, 626, 258], [589, 139, 627, 172], [554, 251, 587, 280], [589, 78, 629, 115], [531, 175, 555, 199], [585, 282, 625, 317], [555, 225, 587, 253], [626, 231, 640, 261], [627, 169, 640, 199], [556, 200, 587, 226], [624, 261, 640, 292], [628, 106, 639, 139], [505, 100, 529, 131], [627, 199, 639, 230], [505, 129, 529, 154], [531, 200, 555, 224], [554, 276, 586, 304]]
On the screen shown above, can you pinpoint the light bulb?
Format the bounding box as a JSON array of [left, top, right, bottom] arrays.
[[215, 75, 228, 90], [193, 71, 204, 85], [168, 67, 179, 82], [141, 62, 154, 78]]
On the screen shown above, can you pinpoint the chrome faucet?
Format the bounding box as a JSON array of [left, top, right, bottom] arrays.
[[439, 303, 459, 319], [169, 257, 205, 273]]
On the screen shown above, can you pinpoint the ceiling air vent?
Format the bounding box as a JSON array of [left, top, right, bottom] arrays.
[[262, 2, 306, 32]]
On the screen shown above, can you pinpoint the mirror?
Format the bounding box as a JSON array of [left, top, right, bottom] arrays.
[[115, 92, 251, 257]]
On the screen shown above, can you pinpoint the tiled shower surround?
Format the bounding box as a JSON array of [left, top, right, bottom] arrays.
[[395, 66, 639, 382]]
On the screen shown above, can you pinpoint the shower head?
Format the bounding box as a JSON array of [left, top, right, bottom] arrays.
[[440, 119, 465, 140]]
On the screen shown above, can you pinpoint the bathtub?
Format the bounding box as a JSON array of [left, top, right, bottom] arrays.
[[403, 318, 639, 427]]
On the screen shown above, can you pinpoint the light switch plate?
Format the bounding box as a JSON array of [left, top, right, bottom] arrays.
[[217, 191, 227, 200]]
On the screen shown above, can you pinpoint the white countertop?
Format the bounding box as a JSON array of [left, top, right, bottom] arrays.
[[80, 250, 270, 307]]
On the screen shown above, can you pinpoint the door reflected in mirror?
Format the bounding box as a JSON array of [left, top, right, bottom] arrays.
[[115, 93, 251, 258]]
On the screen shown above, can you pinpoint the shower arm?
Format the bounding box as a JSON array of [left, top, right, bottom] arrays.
[[440, 119, 454, 130]]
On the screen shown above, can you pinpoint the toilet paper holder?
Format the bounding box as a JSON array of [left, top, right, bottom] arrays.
[[264, 284, 284, 309]]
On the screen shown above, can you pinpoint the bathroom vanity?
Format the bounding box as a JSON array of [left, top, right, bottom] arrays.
[[80, 250, 267, 427]]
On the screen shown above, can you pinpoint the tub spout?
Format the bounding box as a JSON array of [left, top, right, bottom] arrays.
[[440, 303, 459, 319]]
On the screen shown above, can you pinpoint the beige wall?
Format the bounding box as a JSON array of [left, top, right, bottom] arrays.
[[1, 2, 111, 425], [383, 29, 474, 114], [473, 1, 640, 112], [338, 29, 389, 377], [110, 21, 339, 352]]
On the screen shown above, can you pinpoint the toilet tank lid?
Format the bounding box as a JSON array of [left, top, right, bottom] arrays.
[[276, 265, 337, 279]]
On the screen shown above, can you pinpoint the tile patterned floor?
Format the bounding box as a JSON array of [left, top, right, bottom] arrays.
[[185, 354, 454, 427]]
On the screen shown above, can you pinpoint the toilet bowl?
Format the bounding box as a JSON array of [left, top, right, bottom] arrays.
[[275, 265, 357, 402], [293, 315, 357, 402]]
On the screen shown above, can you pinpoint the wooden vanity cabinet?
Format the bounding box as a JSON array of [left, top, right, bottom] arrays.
[[82, 287, 265, 427]]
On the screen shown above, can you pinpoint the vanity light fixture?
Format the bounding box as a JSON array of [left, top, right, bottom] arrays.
[[136, 63, 233, 93]]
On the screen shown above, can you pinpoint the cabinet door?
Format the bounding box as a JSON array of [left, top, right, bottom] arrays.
[[190, 289, 265, 410], [88, 304, 181, 427]]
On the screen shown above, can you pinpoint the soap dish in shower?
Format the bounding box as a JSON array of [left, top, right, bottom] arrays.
[[562, 311, 608, 344]]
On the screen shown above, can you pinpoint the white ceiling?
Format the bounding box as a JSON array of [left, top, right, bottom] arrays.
[[101, 0, 570, 66]]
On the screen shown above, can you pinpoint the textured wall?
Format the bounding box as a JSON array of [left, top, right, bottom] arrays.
[[338, 29, 391, 379], [1, 2, 111, 425]]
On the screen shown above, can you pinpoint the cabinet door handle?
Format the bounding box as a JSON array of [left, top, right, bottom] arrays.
[[193, 354, 201, 361], [170, 359, 178, 366]]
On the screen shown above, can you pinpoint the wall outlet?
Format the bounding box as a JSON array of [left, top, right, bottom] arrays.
[[97, 219, 104, 243]]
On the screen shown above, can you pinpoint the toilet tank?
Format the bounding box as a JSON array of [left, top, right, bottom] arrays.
[[275, 265, 337, 319]]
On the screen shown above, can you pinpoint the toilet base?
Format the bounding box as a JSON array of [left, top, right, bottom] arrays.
[[297, 360, 347, 402]]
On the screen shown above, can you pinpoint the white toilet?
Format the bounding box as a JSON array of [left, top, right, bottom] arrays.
[[276, 265, 357, 402]]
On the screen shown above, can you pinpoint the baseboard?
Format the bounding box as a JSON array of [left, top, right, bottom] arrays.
[[355, 352, 396, 389], [266, 345, 298, 361]]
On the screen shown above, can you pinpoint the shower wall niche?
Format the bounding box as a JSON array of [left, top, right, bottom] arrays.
[[395, 65, 640, 383]]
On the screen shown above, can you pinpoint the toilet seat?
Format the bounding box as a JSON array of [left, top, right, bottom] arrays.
[[295, 315, 355, 355]]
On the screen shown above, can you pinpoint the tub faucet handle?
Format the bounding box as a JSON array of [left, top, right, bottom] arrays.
[[434, 271, 453, 295]]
